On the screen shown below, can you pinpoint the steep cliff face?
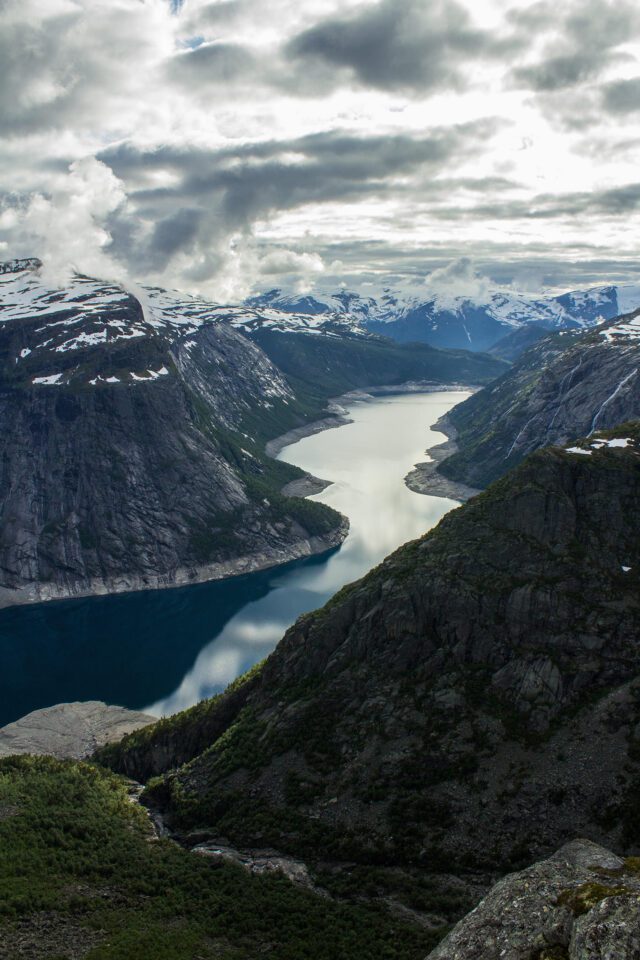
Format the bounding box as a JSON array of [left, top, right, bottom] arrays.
[[440, 310, 640, 488], [102, 429, 640, 877], [0, 263, 346, 606]]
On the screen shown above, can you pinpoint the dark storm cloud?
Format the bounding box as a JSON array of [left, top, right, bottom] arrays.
[[513, 54, 599, 93], [150, 208, 204, 257], [182, 0, 250, 27], [602, 78, 640, 114], [510, 0, 640, 93], [99, 121, 500, 272], [285, 0, 520, 95]]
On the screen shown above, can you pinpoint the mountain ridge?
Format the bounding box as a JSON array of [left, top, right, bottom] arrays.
[[100, 424, 640, 894]]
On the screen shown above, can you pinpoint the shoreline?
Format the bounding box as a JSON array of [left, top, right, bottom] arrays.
[[0, 519, 349, 611], [404, 414, 481, 503], [264, 380, 482, 476]]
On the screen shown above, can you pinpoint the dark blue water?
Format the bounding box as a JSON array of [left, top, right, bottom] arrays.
[[0, 391, 467, 726], [0, 551, 336, 727]]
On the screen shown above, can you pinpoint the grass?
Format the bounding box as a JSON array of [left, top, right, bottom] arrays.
[[0, 756, 445, 960]]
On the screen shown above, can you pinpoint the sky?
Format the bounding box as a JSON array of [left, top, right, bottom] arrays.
[[2, 0, 640, 300]]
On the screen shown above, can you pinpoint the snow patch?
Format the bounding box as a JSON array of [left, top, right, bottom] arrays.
[[33, 373, 64, 385]]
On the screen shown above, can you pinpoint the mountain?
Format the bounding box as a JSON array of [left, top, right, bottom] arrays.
[[438, 309, 640, 489], [101, 425, 640, 911], [0, 260, 504, 607], [486, 322, 549, 361], [0, 261, 347, 607], [248, 283, 640, 352]]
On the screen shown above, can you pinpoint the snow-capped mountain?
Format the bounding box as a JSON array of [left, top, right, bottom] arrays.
[[0, 261, 366, 389], [248, 283, 640, 352]]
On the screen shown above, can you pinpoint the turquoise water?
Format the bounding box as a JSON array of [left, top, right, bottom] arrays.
[[0, 391, 467, 726]]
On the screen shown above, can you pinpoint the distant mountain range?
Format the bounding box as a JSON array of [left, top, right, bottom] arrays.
[[248, 283, 640, 352]]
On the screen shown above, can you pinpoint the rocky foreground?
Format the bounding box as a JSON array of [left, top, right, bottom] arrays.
[[429, 839, 640, 960]]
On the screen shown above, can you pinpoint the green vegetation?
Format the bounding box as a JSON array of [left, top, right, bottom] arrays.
[[251, 329, 507, 401], [0, 756, 444, 960], [556, 881, 629, 916]]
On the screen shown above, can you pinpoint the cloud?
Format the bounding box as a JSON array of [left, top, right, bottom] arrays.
[[509, 0, 640, 87], [602, 78, 640, 114], [2, 0, 640, 297], [286, 0, 515, 95], [0, 0, 172, 136], [97, 121, 500, 293], [257, 248, 325, 292], [17, 158, 127, 286], [168, 40, 257, 90], [423, 258, 492, 303]]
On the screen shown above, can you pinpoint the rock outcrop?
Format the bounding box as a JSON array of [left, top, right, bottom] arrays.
[[0, 701, 155, 759], [428, 839, 640, 960], [100, 429, 640, 881]]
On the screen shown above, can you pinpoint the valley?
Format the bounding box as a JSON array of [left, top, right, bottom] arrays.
[[0, 389, 466, 726], [2, 263, 640, 960]]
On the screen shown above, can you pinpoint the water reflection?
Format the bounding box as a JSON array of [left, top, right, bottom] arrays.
[[148, 391, 467, 716], [0, 391, 467, 726]]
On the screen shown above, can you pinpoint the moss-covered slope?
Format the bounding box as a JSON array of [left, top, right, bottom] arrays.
[[0, 755, 441, 959]]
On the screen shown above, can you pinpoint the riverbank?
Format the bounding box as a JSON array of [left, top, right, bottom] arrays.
[[404, 414, 481, 503], [269, 379, 480, 500]]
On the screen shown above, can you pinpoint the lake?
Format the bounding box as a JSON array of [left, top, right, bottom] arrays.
[[0, 390, 468, 726]]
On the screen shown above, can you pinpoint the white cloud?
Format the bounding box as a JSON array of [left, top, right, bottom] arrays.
[[21, 158, 128, 286], [423, 258, 492, 304]]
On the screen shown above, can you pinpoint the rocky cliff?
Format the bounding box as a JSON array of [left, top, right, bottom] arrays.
[[100, 426, 640, 891], [0, 262, 347, 606], [439, 309, 640, 488], [0, 701, 155, 760]]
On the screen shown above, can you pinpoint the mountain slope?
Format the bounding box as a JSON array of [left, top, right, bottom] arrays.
[[101, 427, 640, 884], [0, 756, 439, 960], [0, 262, 348, 606], [250, 328, 505, 399], [439, 310, 640, 488]]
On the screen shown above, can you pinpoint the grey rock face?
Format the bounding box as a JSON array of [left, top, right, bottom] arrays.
[[440, 311, 640, 488], [0, 701, 156, 759], [0, 267, 346, 607], [428, 839, 640, 960]]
